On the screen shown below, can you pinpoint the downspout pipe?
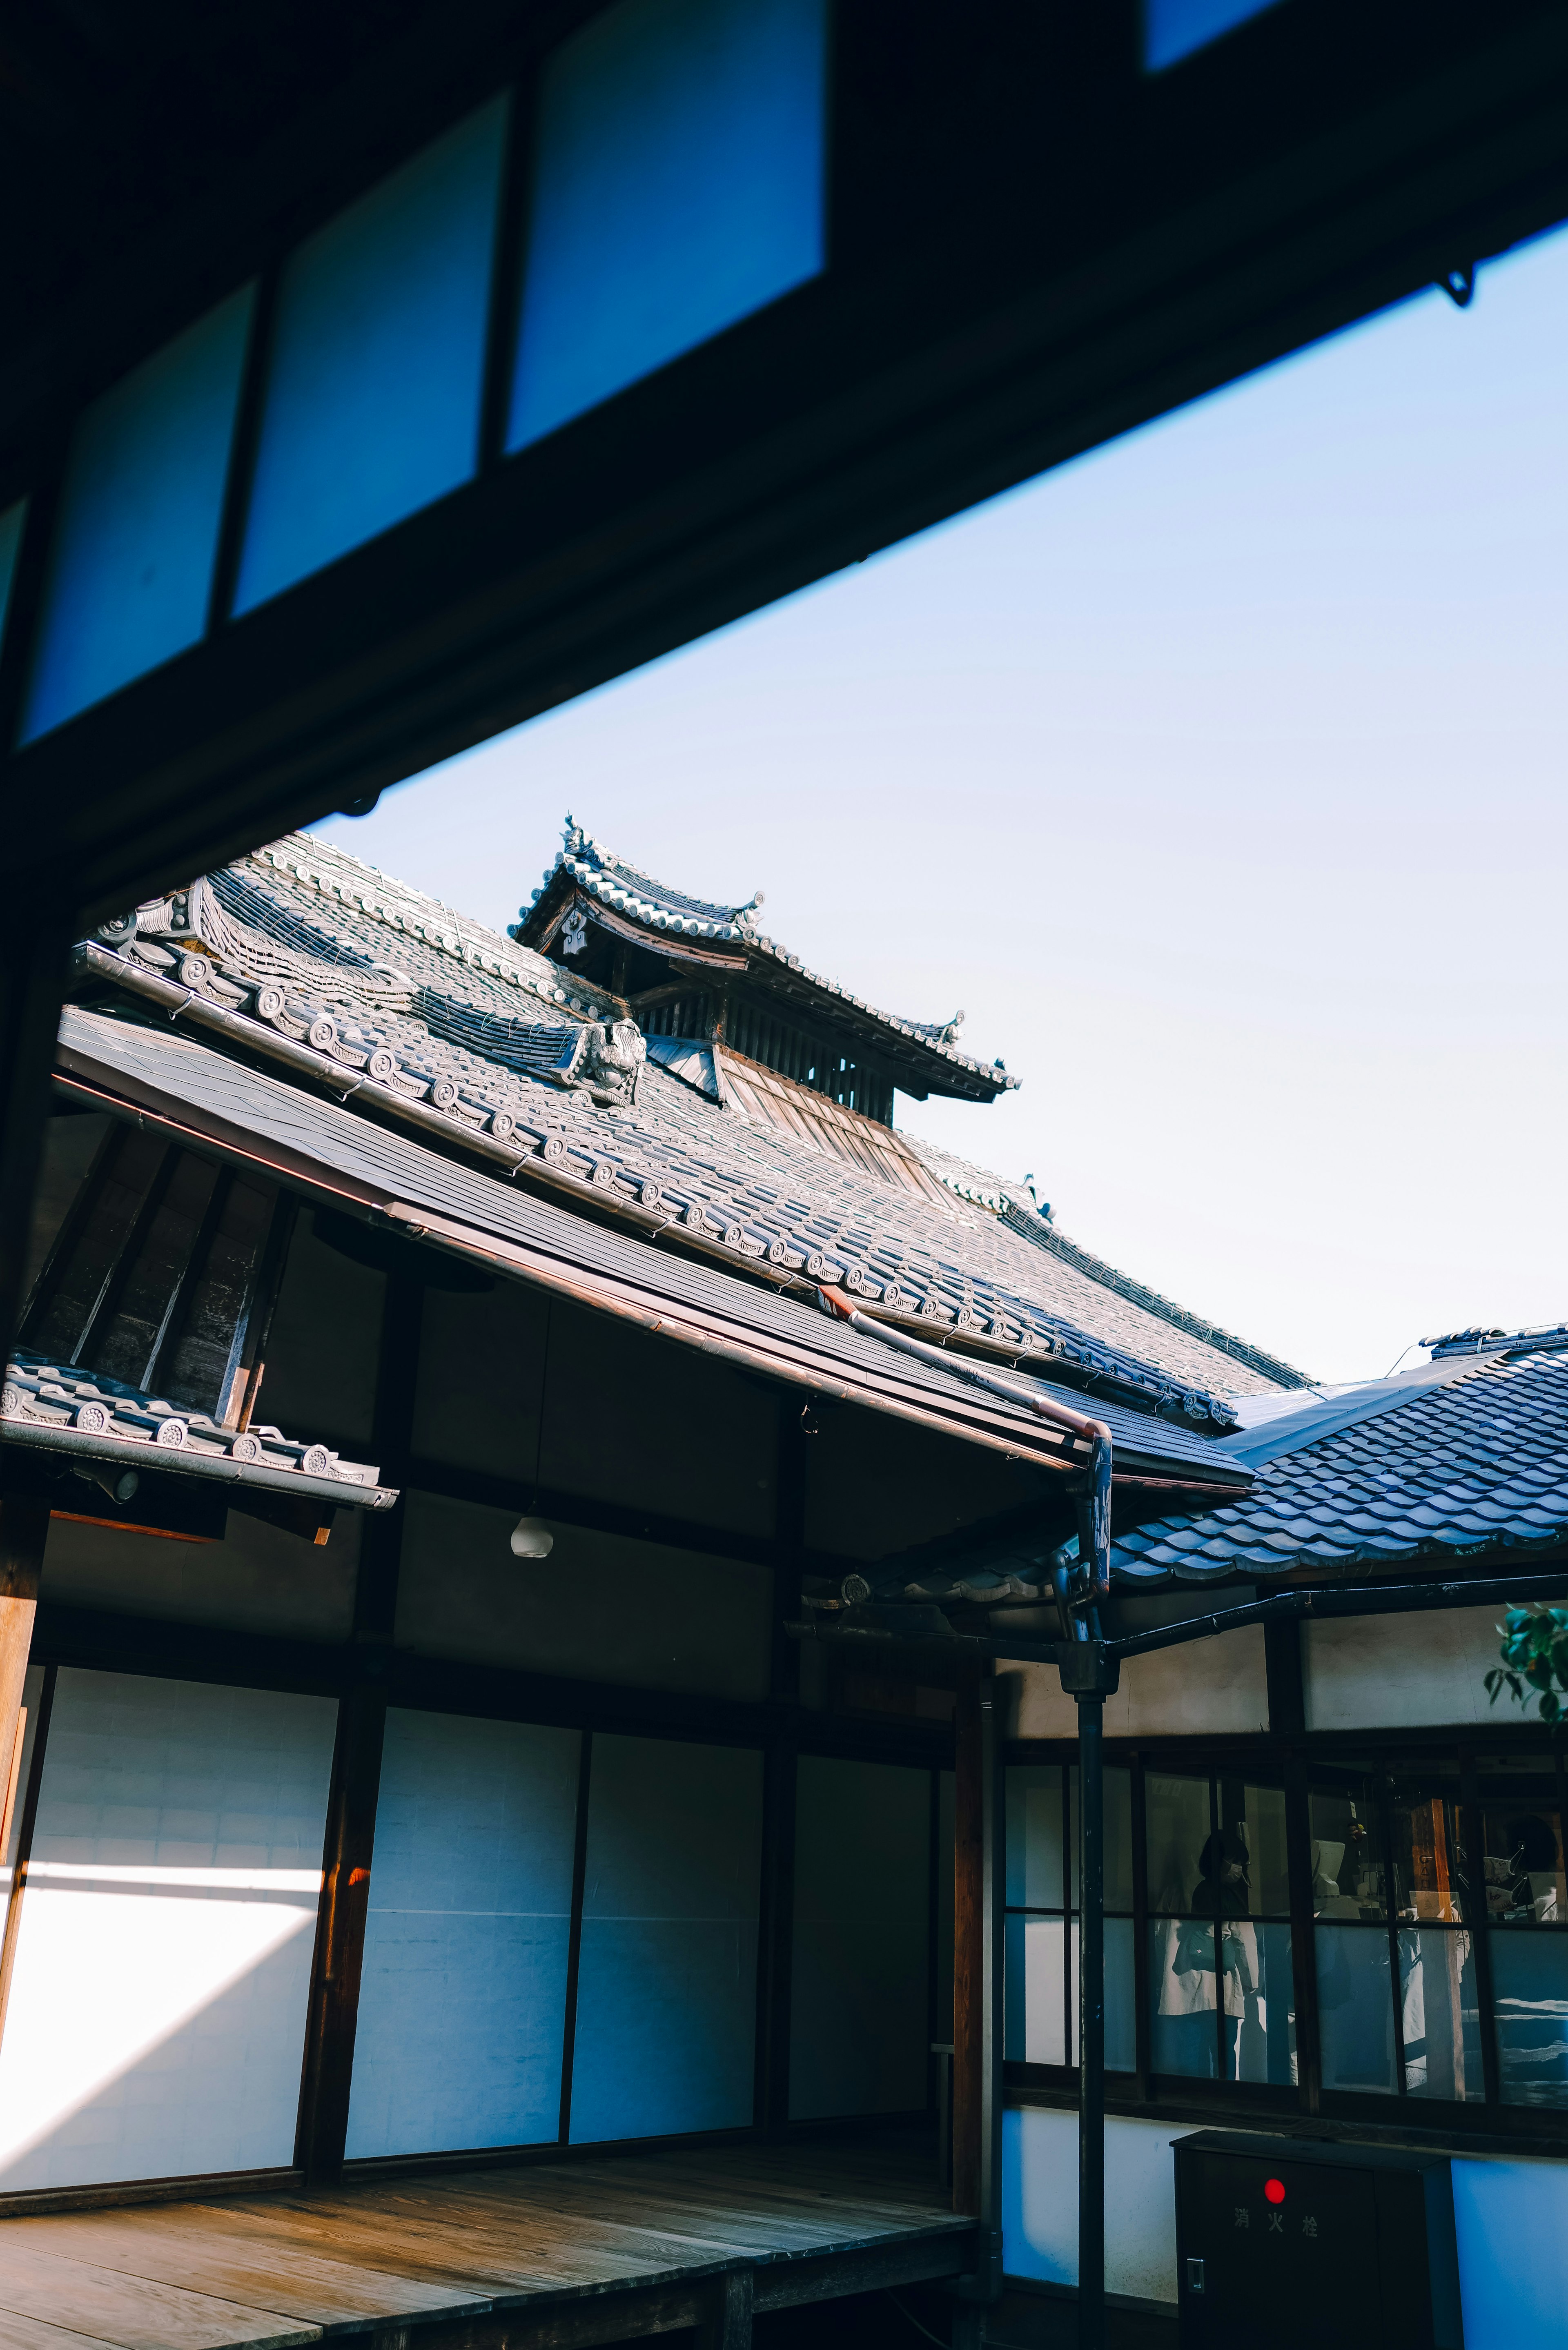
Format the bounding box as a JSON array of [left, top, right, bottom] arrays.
[[817, 1286, 1114, 1594], [822, 1285, 1115, 2350]]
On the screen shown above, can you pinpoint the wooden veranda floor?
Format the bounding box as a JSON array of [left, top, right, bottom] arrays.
[[0, 2133, 975, 2350]]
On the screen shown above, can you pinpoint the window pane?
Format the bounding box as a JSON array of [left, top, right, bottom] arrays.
[[1309, 1771, 1385, 1920], [1144, 0, 1285, 74], [1225, 1920, 1296, 2085], [20, 290, 253, 741], [1146, 1771, 1212, 1917], [1105, 1767, 1134, 1914], [1315, 1925, 1397, 2094], [508, 0, 826, 451], [1399, 1927, 1482, 2102], [1011, 1918, 1136, 2072], [1006, 1766, 1063, 1911], [1387, 1764, 1468, 1924], [1490, 1931, 1568, 2109], [1217, 1773, 1290, 1918], [1005, 1913, 1065, 2066], [1480, 1775, 1565, 1926], [1150, 1914, 1218, 2077], [235, 98, 506, 614]]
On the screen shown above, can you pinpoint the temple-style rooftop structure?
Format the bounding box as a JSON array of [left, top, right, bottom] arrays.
[[514, 817, 1018, 1121]]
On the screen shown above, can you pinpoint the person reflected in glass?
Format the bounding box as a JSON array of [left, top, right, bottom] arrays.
[[1160, 1831, 1259, 2074]]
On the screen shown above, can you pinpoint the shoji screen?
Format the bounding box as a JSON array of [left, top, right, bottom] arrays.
[[0, 1671, 335, 2190], [568, 1734, 763, 2143], [789, 1755, 932, 2120], [346, 1709, 580, 2158]]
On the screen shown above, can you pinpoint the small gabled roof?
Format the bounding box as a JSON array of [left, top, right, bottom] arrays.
[[514, 817, 1019, 1104], [1107, 1340, 1568, 1582]]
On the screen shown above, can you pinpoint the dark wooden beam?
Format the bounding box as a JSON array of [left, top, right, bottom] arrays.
[[951, 1659, 983, 2217], [753, 1731, 797, 2135]]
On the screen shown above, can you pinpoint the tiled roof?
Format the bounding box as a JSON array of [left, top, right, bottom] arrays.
[[903, 1135, 1311, 1390], [1, 1350, 390, 1501], [1108, 1344, 1568, 1582], [76, 834, 1307, 1430], [516, 817, 1019, 1096]]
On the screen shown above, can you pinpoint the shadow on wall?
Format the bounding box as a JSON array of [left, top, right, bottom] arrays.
[[0, 1876, 319, 2191]]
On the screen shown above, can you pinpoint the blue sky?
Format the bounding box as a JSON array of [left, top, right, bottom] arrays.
[[320, 227, 1568, 1387]]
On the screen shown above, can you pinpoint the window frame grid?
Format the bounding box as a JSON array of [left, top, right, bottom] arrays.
[[1005, 1726, 1568, 2148]]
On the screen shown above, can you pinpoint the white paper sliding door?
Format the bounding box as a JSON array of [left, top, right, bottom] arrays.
[[568, 1733, 762, 2143], [346, 1709, 580, 2158], [0, 1670, 335, 2190], [789, 1754, 932, 2120]]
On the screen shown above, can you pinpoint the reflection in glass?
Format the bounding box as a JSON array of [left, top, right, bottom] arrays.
[[1491, 1931, 1568, 2107], [1309, 1775, 1385, 1920], [1387, 1768, 1467, 1923], [1480, 1789, 1565, 1926], [1103, 1768, 1134, 1915], [0, 500, 24, 648], [1003, 1917, 1134, 2074], [1225, 1780, 1290, 1918], [1005, 1913, 1065, 2066], [1399, 1928, 1481, 2100], [1005, 1768, 1063, 1911], [1146, 1773, 1211, 1919], [1224, 1920, 1295, 2085], [1315, 1926, 1396, 2094]]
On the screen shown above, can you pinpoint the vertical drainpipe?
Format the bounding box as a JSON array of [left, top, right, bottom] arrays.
[[1054, 1419, 1118, 2350]]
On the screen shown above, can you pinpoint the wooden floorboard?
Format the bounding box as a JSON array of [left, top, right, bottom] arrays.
[[0, 2136, 972, 2350]]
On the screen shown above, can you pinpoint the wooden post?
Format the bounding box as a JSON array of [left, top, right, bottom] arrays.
[[696, 2269, 753, 2350], [952, 1658, 983, 2217], [295, 1265, 421, 2183], [0, 1495, 48, 1860], [294, 1680, 387, 2184]]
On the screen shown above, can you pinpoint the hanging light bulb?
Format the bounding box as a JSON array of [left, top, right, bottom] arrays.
[[510, 1516, 555, 1560]]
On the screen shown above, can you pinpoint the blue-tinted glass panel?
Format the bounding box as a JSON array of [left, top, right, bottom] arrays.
[[234, 98, 507, 615], [19, 293, 252, 743], [508, 0, 826, 451], [1491, 1932, 1568, 2109], [1145, 0, 1286, 73], [0, 501, 24, 650], [1314, 1924, 1397, 2093]]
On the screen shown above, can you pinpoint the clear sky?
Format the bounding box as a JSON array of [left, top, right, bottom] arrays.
[[318, 225, 1568, 1389]]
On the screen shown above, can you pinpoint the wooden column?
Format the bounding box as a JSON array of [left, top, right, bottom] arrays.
[[0, 1495, 49, 1862], [952, 1658, 984, 2216], [0, 894, 69, 1368], [294, 1679, 386, 2184], [295, 1267, 422, 2183]]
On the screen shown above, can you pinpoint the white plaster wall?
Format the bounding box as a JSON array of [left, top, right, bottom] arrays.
[[1305, 1604, 1512, 1730], [1002, 1625, 1269, 1741], [1004, 2105, 1194, 2301]]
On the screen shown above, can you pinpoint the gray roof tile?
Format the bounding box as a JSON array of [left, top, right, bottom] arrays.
[[1110, 1345, 1568, 1582]]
